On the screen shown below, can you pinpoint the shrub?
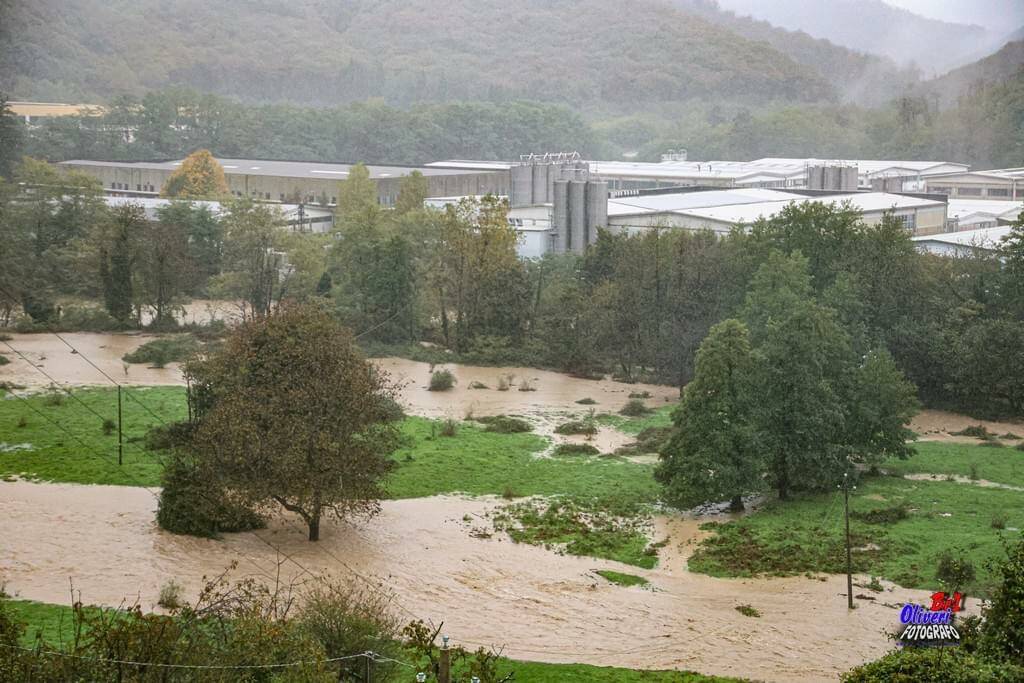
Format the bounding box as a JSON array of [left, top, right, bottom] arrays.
[[518, 379, 536, 392], [1017, 442, 1024, 452], [158, 580, 183, 609], [42, 389, 64, 407], [992, 513, 1008, 530], [553, 443, 600, 456], [101, 418, 116, 436], [735, 604, 761, 618], [936, 551, 976, 597], [439, 418, 458, 437], [575, 397, 597, 405], [1001, 432, 1021, 440], [554, 419, 597, 436], [851, 505, 908, 524], [951, 425, 992, 439], [16, 416, 27, 429], [123, 335, 201, 367], [496, 375, 511, 391], [628, 391, 652, 399], [144, 422, 196, 451], [57, 305, 124, 332], [468, 381, 489, 390], [619, 399, 652, 417], [502, 486, 518, 500], [156, 453, 265, 538], [0, 355, 8, 366], [0, 333, 11, 341], [428, 369, 455, 391], [474, 415, 532, 433], [298, 582, 404, 680], [980, 441, 1005, 448], [969, 462, 980, 480]]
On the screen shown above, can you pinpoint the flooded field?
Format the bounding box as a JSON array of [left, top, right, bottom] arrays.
[[0, 480, 940, 683]]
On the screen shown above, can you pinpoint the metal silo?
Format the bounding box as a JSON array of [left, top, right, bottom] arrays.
[[585, 180, 608, 246], [511, 164, 533, 208], [568, 179, 587, 254], [552, 179, 570, 253], [531, 163, 549, 204]]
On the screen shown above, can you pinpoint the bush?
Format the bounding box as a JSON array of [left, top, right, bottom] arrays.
[[951, 425, 993, 439], [554, 420, 597, 436], [123, 335, 201, 367], [428, 369, 455, 391], [42, 389, 64, 407], [735, 604, 761, 618], [298, 583, 405, 681], [575, 397, 597, 405], [156, 453, 265, 538], [158, 580, 183, 609], [16, 416, 27, 429], [936, 551, 976, 597], [0, 355, 8, 366], [553, 443, 600, 456], [970, 462, 980, 480], [474, 415, 532, 433], [57, 305, 124, 332], [144, 421, 196, 451], [992, 513, 1008, 530], [497, 375, 511, 391], [101, 418, 116, 436], [619, 399, 652, 417], [439, 418, 458, 437], [851, 505, 908, 524], [842, 647, 1023, 682], [468, 381, 489, 390], [628, 391, 652, 399]]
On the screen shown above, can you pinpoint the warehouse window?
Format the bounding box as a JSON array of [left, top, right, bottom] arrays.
[[988, 188, 1009, 197], [958, 187, 982, 196]]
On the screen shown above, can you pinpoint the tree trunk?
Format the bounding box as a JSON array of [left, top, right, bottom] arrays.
[[729, 494, 744, 512], [308, 514, 320, 542]]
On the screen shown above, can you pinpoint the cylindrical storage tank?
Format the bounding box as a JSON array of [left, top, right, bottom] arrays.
[[511, 165, 533, 208], [546, 163, 557, 203], [568, 180, 587, 255], [552, 180, 570, 253], [531, 163, 549, 205], [585, 180, 608, 246]]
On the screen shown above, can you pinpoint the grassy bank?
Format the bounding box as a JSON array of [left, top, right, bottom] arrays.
[[387, 418, 660, 504], [0, 387, 661, 506], [2, 598, 740, 682], [0, 386, 185, 486], [595, 405, 674, 435], [688, 460, 1024, 596], [884, 441, 1024, 487]]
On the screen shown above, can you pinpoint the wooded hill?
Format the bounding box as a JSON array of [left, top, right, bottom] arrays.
[[1, 0, 871, 109]]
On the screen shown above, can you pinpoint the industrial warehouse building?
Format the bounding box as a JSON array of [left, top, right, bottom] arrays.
[[59, 158, 510, 208], [924, 168, 1024, 200], [913, 225, 1015, 257]]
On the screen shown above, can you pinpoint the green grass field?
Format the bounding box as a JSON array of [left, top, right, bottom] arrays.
[[885, 441, 1024, 487], [595, 405, 674, 435], [689, 461, 1024, 596], [0, 386, 185, 486], [0, 386, 661, 506], [2, 599, 740, 682], [387, 418, 660, 504]]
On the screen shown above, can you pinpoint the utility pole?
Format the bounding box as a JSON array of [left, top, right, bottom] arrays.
[[439, 635, 451, 683], [842, 472, 853, 610], [117, 385, 123, 466]]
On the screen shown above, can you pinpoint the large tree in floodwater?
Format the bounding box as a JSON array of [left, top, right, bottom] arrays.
[[185, 303, 400, 541]]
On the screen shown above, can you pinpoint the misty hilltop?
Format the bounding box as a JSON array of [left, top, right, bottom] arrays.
[[714, 0, 1009, 75], [0, 0, 910, 109]]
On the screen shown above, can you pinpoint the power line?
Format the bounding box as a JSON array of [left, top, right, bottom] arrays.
[[0, 643, 410, 670]]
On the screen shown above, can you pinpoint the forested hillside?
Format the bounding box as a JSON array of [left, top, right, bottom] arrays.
[[0, 0, 834, 108], [923, 41, 1024, 106], [715, 0, 1001, 74], [671, 0, 919, 105]]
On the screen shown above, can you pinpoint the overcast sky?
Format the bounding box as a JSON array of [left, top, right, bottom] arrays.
[[884, 0, 1024, 32]]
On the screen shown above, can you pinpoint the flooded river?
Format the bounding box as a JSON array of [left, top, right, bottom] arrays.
[[0, 480, 937, 683], [0, 329, 999, 680]]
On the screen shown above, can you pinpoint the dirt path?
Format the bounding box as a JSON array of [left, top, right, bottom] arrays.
[[0, 481, 945, 683]]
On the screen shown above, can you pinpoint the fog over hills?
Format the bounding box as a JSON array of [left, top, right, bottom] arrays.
[[715, 0, 1010, 75]]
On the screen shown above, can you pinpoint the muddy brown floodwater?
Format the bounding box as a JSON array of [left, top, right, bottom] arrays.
[[0, 330, 995, 681], [0, 481, 950, 683]]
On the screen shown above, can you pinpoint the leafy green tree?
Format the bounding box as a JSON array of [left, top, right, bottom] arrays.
[[154, 201, 222, 294], [138, 210, 192, 327], [185, 304, 400, 541], [656, 319, 760, 511], [209, 200, 282, 320], [998, 211, 1024, 319], [161, 149, 229, 199], [335, 162, 379, 227], [99, 204, 145, 323], [395, 170, 428, 215], [0, 94, 23, 180], [982, 536, 1024, 664], [951, 318, 1024, 418], [846, 348, 920, 466]]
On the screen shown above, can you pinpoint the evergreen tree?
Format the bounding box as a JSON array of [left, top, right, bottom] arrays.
[[656, 319, 760, 511], [0, 94, 23, 180]]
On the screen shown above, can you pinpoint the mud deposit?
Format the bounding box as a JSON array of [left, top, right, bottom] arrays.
[[0, 481, 939, 683]]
